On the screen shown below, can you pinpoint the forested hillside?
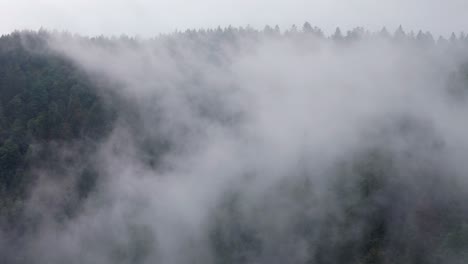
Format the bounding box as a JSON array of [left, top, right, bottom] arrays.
[[1, 25, 468, 264], [0, 32, 114, 224]]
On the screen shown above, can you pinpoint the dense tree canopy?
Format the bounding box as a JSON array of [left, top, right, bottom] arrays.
[[0, 25, 468, 264]]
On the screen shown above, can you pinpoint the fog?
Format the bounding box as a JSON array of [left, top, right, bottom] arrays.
[[0, 29, 464, 264], [1, 0, 467, 36]]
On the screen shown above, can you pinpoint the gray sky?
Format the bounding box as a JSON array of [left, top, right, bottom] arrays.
[[0, 0, 466, 37]]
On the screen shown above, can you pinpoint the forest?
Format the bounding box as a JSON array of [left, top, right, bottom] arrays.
[[0, 24, 468, 264]]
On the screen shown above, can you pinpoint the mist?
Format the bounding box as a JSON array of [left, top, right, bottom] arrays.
[[1, 27, 468, 264], [1, 0, 467, 36]]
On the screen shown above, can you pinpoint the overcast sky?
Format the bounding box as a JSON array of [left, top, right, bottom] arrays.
[[0, 0, 466, 37]]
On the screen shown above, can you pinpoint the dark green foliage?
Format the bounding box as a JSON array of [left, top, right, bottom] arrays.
[[0, 32, 114, 215], [0, 28, 468, 264]]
